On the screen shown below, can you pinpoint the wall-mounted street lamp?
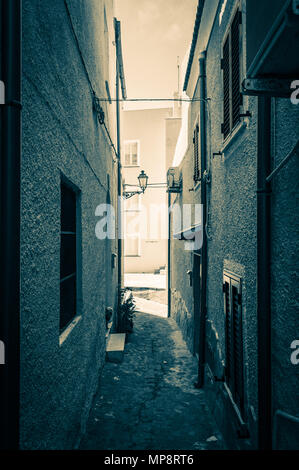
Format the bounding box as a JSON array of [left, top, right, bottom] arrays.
[[123, 170, 149, 199]]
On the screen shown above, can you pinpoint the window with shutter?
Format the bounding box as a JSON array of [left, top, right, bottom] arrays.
[[193, 123, 200, 182], [222, 37, 230, 139], [60, 181, 78, 331], [221, 8, 242, 139], [223, 271, 244, 416]]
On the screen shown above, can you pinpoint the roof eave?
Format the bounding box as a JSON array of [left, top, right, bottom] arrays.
[[183, 0, 205, 92]]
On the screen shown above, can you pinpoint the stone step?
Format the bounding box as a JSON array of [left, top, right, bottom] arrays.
[[106, 333, 126, 363]]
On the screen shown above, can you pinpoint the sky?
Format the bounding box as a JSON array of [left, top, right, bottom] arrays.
[[115, 0, 198, 108]]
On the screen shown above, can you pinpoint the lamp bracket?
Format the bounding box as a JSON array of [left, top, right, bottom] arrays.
[[122, 190, 143, 199]]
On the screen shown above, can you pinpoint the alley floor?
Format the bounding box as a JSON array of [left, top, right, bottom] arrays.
[[79, 312, 224, 451]]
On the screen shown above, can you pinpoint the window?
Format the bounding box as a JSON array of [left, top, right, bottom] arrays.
[[124, 140, 140, 166], [124, 195, 141, 257], [125, 235, 140, 257], [223, 271, 244, 416], [221, 8, 242, 139], [60, 181, 78, 331], [193, 123, 200, 182]]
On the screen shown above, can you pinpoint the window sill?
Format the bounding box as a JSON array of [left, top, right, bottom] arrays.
[[220, 120, 248, 156], [59, 315, 82, 347], [123, 165, 140, 168]]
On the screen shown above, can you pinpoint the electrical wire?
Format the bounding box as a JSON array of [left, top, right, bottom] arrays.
[[97, 97, 222, 103], [64, 0, 118, 161]]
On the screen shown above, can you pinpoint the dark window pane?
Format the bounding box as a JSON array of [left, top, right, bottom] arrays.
[[60, 234, 76, 280], [61, 182, 76, 232], [60, 180, 77, 331], [60, 275, 76, 331]]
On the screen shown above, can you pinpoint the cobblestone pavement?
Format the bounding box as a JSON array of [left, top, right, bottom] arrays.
[[131, 288, 167, 305], [80, 313, 224, 450]]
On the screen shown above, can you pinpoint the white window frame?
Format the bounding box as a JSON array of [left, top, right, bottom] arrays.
[[123, 140, 140, 167], [124, 198, 141, 257], [124, 233, 141, 257]]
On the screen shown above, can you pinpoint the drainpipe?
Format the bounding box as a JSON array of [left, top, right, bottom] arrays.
[[257, 96, 272, 449], [114, 19, 126, 328], [167, 191, 171, 317], [195, 51, 207, 388], [115, 39, 122, 326], [0, 0, 22, 450]]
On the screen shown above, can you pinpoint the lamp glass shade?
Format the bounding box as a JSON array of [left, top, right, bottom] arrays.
[[138, 170, 148, 192]]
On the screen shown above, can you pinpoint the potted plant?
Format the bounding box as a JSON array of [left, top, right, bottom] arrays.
[[118, 288, 136, 334]]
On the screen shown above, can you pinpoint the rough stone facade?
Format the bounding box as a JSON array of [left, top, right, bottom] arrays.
[[169, 0, 299, 450], [171, 288, 194, 349], [271, 97, 299, 449], [20, 0, 119, 449]]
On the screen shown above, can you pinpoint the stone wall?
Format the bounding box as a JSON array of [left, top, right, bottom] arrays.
[[170, 0, 259, 448], [20, 0, 118, 449], [271, 98, 299, 449], [171, 288, 194, 350]]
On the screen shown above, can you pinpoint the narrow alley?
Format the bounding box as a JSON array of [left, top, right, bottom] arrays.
[[0, 0, 298, 453], [80, 311, 224, 451]]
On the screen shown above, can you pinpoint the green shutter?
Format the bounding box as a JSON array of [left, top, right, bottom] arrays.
[[222, 36, 230, 138], [222, 9, 242, 138], [193, 124, 200, 182], [231, 10, 241, 129], [223, 271, 245, 417]]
